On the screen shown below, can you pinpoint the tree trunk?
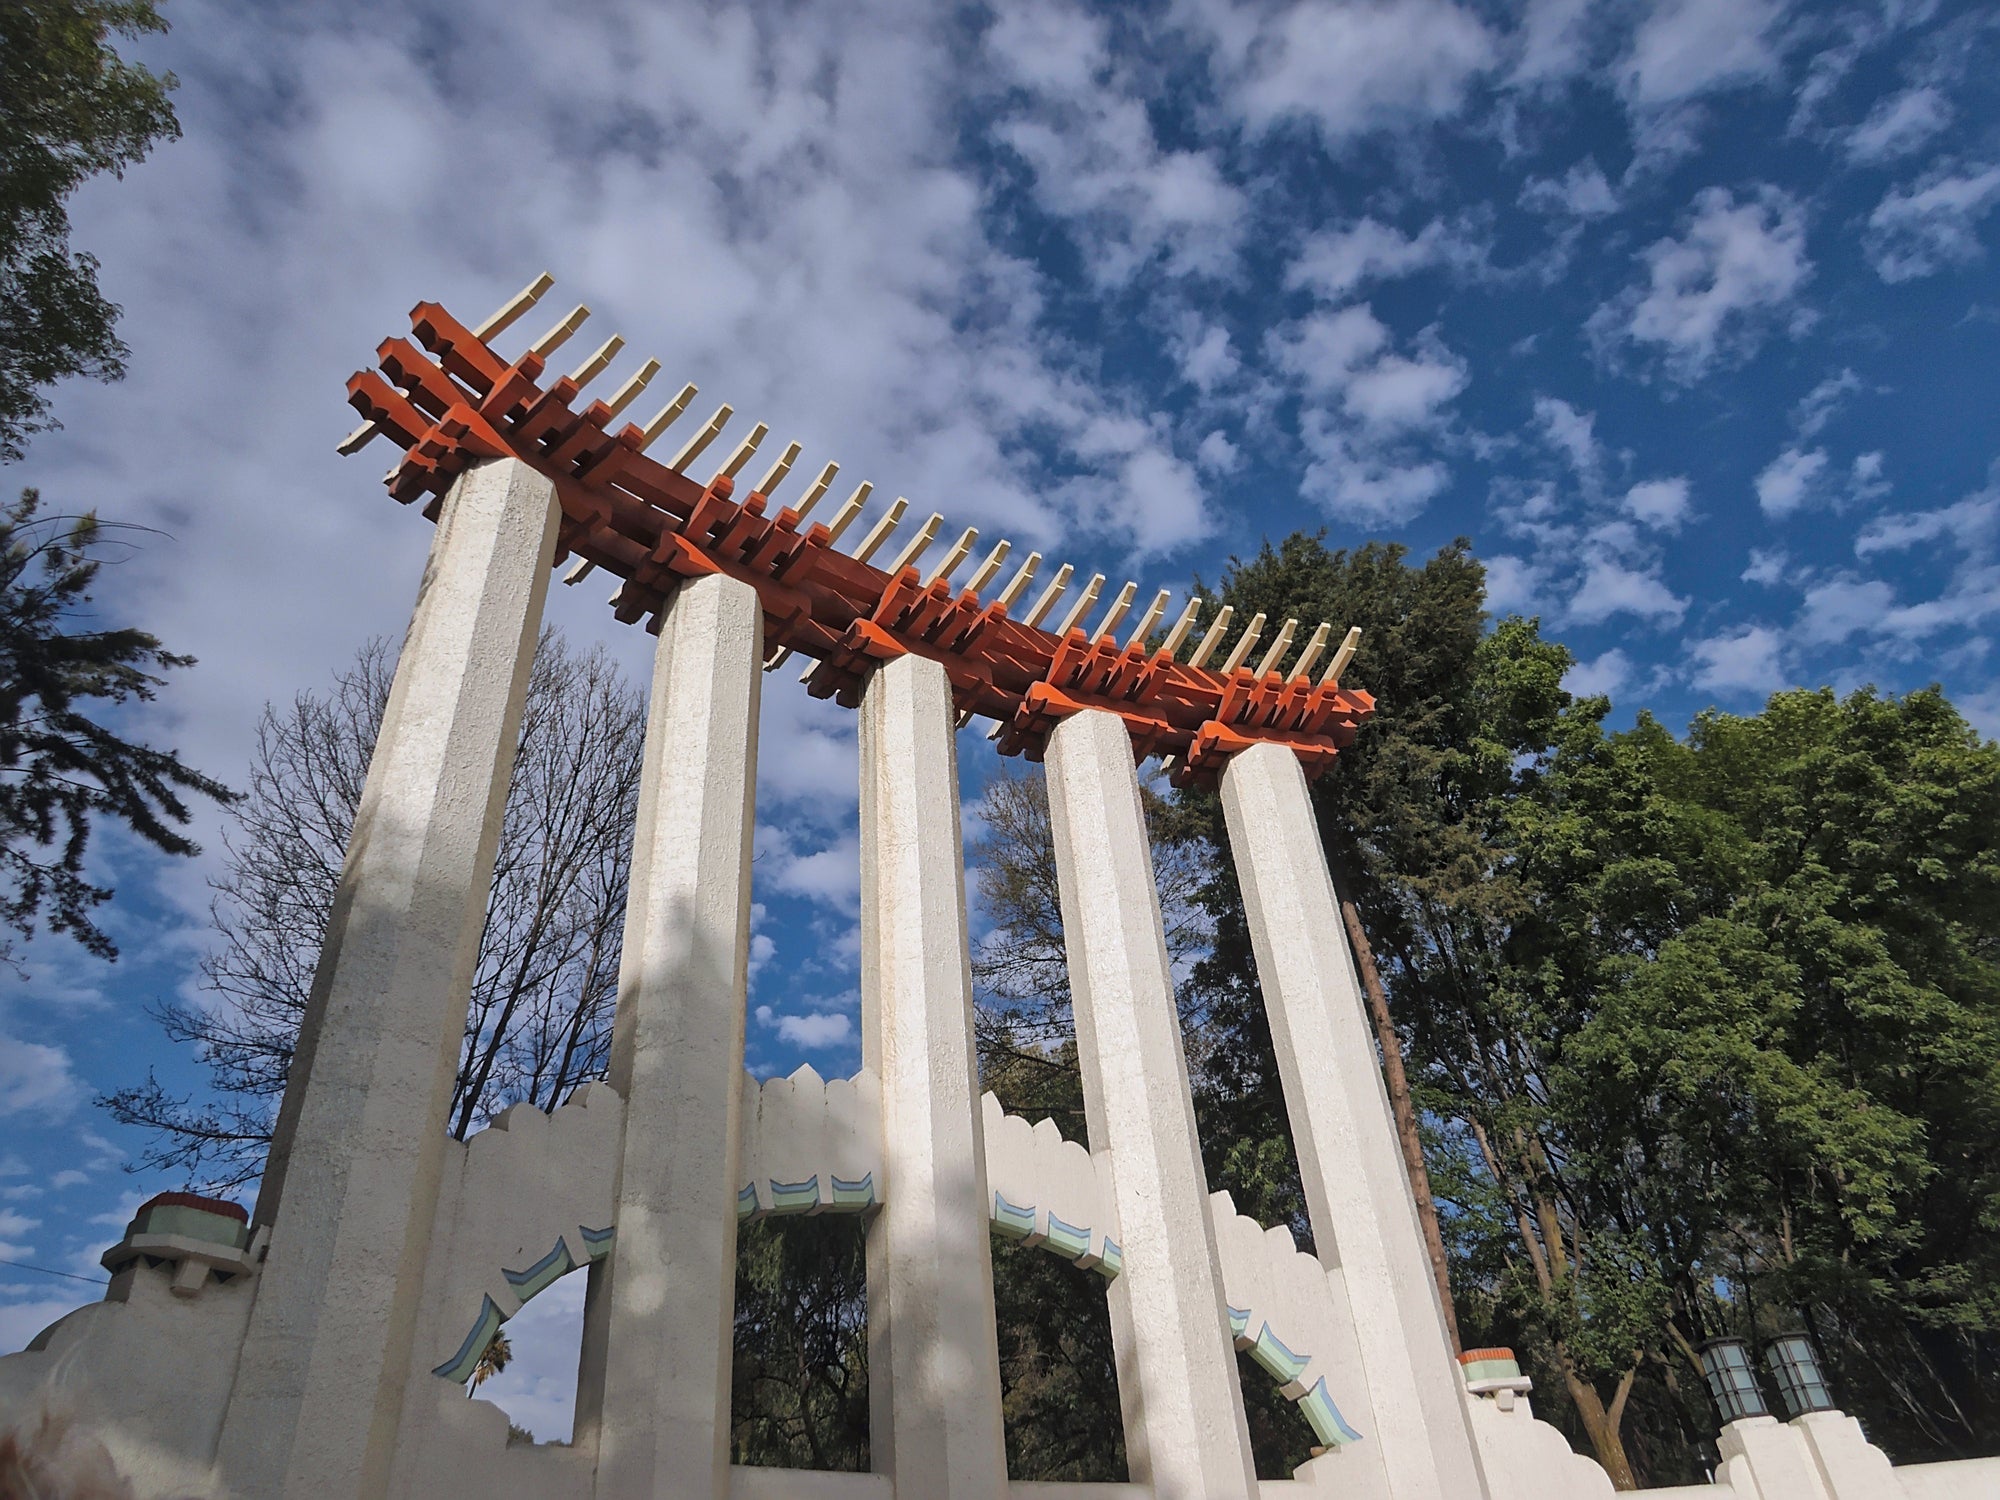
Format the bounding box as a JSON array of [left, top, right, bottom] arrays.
[[1332, 873, 1460, 1354], [1563, 1363, 1640, 1490]]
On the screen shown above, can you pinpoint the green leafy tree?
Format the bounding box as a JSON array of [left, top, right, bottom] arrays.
[[0, 490, 229, 963], [1166, 536, 1500, 1299], [1168, 534, 1671, 1484], [1518, 690, 2000, 1463], [0, 0, 178, 460], [730, 1216, 870, 1471]]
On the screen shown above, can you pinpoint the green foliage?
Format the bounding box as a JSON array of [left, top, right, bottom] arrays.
[[990, 1235, 1126, 1482], [0, 489, 229, 963], [1168, 531, 2000, 1482], [1508, 687, 2000, 1460], [730, 1215, 870, 1471], [0, 0, 178, 460]]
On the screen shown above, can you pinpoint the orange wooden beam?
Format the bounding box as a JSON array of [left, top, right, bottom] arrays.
[[345, 298, 1375, 785]]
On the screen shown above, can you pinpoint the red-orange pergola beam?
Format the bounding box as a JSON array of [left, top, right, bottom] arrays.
[[345, 299, 1374, 786]]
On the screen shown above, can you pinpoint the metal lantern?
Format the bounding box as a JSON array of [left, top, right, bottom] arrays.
[[1699, 1336, 1770, 1423], [1765, 1332, 1837, 1417]]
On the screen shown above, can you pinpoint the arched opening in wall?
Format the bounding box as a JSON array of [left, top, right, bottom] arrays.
[[730, 1213, 870, 1471], [988, 1229, 1127, 1482], [460, 1261, 590, 1447]]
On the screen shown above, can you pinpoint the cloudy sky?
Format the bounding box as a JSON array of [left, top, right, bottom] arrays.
[[5, 0, 1998, 1435]]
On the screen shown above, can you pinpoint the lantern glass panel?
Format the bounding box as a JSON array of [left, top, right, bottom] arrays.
[[1765, 1333, 1835, 1416], [1700, 1337, 1769, 1422]]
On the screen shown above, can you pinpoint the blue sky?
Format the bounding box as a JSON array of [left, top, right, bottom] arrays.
[[4, 0, 1998, 1433]]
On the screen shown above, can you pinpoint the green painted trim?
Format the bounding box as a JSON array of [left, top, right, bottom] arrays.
[[770, 1176, 820, 1213], [829, 1172, 875, 1209], [992, 1191, 1037, 1240], [134, 1204, 248, 1249], [1248, 1324, 1311, 1386], [433, 1294, 506, 1384], [1300, 1376, 1364, 1447], [502, 1239, 575, 1303], [1044, 1211, 1091, 1260]]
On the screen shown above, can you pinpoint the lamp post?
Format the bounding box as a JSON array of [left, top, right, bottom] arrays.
[[1699, 1336, 1770, 1423], [1764, 1332, 1837, 1418]]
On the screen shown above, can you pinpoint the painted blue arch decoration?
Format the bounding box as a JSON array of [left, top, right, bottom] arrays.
[[431, 1226, 613, 1384]]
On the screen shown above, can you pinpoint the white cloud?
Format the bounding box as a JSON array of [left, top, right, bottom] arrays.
[[0, 1210, 41, 1260], [1568, 555, 1688, 626], [1055, 419, 1212, 559], [1270, 303, 1468, 525], [987, 0, 1247, 287], [1865, 164, 2000, 283], [1689, 624, 1787, 696], [1593, 186, 1812, 380], [1855, 491, 1998, 557], [1171, 321, 1241, 393], [1510, 0, 1600, 86], [1878, 568, 2000, 640], [1742, 547, 1788, 585], [1796, 576, 1896, 645], [747, 903, 777, 989], [1483, 554, 1549, 615], [758, 829, 862, 911], [1623, 477, 1690, 529], [1793, 369, 1860, 440], [775, 1012, 855, 1049], [1619, 0, 1783, 108], [1845, 87, 1952, 165], [1285, 217, 1486, 299], [1849, 451, 1889, 506], [0, 1039, 81, 1120], [1520, 159, 1619, 218], [1959, 686, 2000, 742], [1272, 308, 1467, 431], [1533, 395, 1602, 492], [1272, 304, 1389, 389], [1755, 446, 1830, 517], [756, 687, 857, 825], [995, 119, 1246, 288], [1297, 426, 1451, 524], [48, 1171, 89, 1192], [1344, 348, 1470, 431], [1193, 0, 1497, 146], [1566, 647, 1632, 698], [88, 1190, 146, 1230], [1196, 430, 1242, 474]]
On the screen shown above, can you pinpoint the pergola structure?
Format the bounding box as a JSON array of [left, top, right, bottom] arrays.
[[342, 276, 1374, 783], [0, 278, 1938, 1500]]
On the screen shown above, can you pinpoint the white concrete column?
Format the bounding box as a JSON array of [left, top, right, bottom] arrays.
[[1042, 708, 1259, 1500], [579, 573, 762, 1500], [859, 653, 1009, 1498], [1219, 740, 1487, 1500], [217, 458, 560, 1500]]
